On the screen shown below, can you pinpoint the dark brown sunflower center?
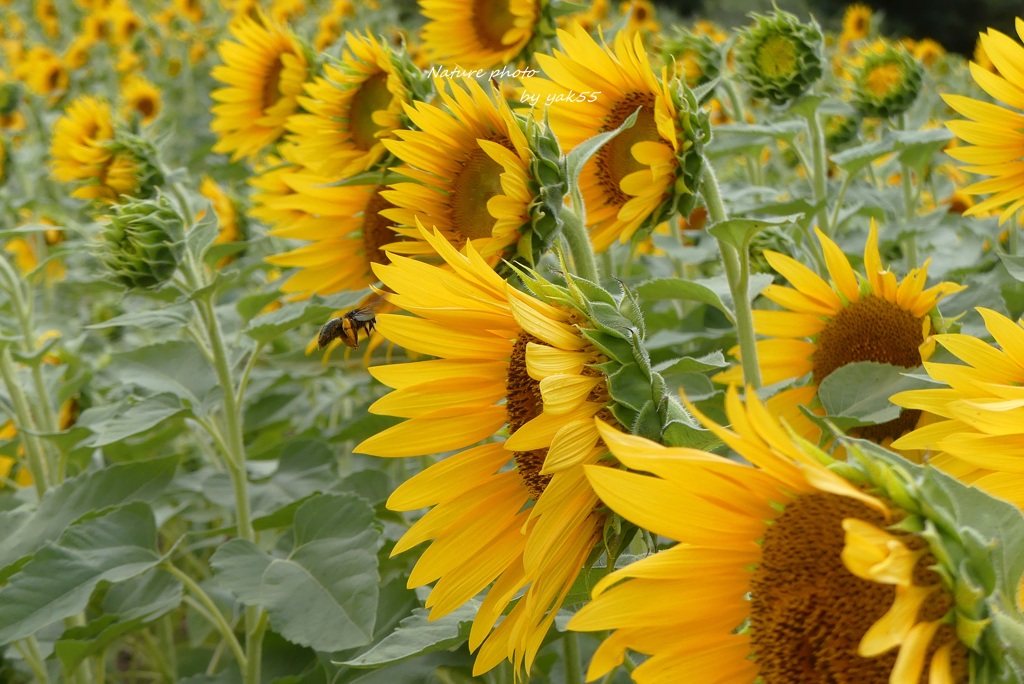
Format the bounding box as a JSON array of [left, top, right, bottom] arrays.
[[349, 71, 392, 151], [812, 294, 924, 442], [595, 93, 658, 207], [136, 96, 156, 119], [471, 0, 515, 52], [261, 56, 286, 111], [362, 186, 400, 266], [47, 66, 62, 90], [506, 332, 550, 501], [750, 492, 968, 683], [450, 134, 512, 241]]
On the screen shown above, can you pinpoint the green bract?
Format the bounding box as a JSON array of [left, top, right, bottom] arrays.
[[100, 194, 183, 289], [735, 9, 824, 106], [662, 28, 723, 92], [826, 436, 1024, 683], [852, 44, 923, 118]]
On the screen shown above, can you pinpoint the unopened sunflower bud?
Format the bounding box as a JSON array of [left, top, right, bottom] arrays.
[[662, 29, 722, 91], [735, 9, 824, 106], [100, 194, 183, 289], [852, 43, 923, 118]]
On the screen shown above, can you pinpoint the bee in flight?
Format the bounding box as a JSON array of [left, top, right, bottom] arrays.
[[317, 298, 381, 350]]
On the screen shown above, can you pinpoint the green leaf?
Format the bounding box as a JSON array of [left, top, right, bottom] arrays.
[[0, 455, 178, 577], [708, 214, 805, 251], [185, 203, 219, 264], [817, 362, 932, 424], [258, 493, 381, 652], [831, 138, 897, 175], [340, 602, 478, 668], [108, 341, 217, 406], [706, 121, 805, 158], [77, 394, 186, 447], [54, 568, 183, 669], [0, 503, 161, 644], [85, 305, 190, 332], [656, 351, 728, 376], [997, 251, 1024, 283], [244, 291, 366, 344], [210, 538, 272, 605], [892, 128, 953, 171], [636, 278, 732, 319]]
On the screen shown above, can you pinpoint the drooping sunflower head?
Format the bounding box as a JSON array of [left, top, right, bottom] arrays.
[[522, 25, 709, 251], [568, 387, 1023, 683], [942, 20, 1024, 223], [50, 95, 116, 183], [286, 32, 423, 180], [419, 0, 542, 70], [353, 222, 685, 676], [380, 77, 564, 266], [119, 74, 162, 125], [852, 40, 923, 118], [716, 223, 964, 444], [735, 8, 824, 106], [210, 10, 310, 161]]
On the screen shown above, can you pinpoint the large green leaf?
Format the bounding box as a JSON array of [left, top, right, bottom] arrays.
[[341, 602, 479, 668], [77, 394, 187, 447], [259, 493, 381, 652], [0, 503, 162, 644], [212, 494, 381, 653], [108, 341, 217, 407], [817, 361, 932, 424], [0, 454, 178, 576]]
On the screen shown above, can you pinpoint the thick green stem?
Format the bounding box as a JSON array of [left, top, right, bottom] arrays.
[[183, 251, 264, 684], [0, 348, 52, 495], [165, 564, 247, 669], [804, 109, 830, 237], [701, 165, 762, 389], [561, 207, 600, 282], [563, 631, 583, 684]]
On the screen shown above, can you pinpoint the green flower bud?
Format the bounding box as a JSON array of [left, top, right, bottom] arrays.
[[100, 194, 183, 289], [851, 43, 923, 118], [662, 29, 723, 92], [823, 111, 861, 148], [735, 9, 824, 106]]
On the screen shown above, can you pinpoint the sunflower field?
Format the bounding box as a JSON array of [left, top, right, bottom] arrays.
[[2, 0, 1024, 681]]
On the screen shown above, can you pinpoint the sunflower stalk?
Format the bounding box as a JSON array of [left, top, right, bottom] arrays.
[[560, 205, 600, 282], [0, 347, 52, 496], [897, 113, 919, 268], [179, 248, 266, 684], [804, 108, 830, 238], [700, 164, 762, 389], [562, 631, 583, 684]]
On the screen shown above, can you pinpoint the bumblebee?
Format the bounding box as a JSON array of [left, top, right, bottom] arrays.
[[317, 300, 380, 350]]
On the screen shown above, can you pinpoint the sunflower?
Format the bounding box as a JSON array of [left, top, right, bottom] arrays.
[[355, 224, 627, 676], [262, 176, 402, 297], [210, 11, 309, 161], [380, 78, 544, 263], [567, 388, 986, 682], [50, 95, 116, 186], [15, 45, 68, 97], [715, 223, 963, 444], [840, 3, 872, 47], [521, 25, 706, 251], [120, 75, 162, 125], [286, 33, 411, 180], [419, 0, 540, 71], [942, 19, 1024, 223], [891, 307, 1024, 509]]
